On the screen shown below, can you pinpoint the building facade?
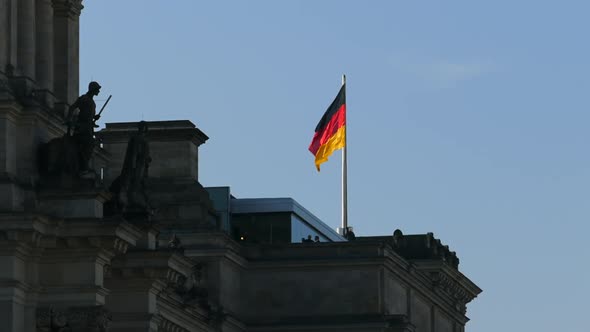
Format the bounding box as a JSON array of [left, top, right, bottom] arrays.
[[0, 2, 481, 331]]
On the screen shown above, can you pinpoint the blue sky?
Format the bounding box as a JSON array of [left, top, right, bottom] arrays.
[[80, 1, 590, 331]]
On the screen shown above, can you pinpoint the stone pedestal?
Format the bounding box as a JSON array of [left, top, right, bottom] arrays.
[[97, 120, 209, 185], [38, 189, 110, 219], [97, 120, 218, 235]]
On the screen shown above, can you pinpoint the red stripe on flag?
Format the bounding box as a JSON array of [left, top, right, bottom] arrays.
[[309, 104, 346, 155]]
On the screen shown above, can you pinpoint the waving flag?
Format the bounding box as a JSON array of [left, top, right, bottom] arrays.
[[308, 84, 346, 171]]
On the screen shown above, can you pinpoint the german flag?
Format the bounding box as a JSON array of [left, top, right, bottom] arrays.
[[309, 84, 346, 171]]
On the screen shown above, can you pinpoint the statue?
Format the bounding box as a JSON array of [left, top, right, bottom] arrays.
[[109, 121, 152, 214], [65, 81, 102, 173], [37, 81, 104, 186]]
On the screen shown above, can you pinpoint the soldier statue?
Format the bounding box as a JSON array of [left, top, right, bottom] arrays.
[[65, 81, 102, 173]]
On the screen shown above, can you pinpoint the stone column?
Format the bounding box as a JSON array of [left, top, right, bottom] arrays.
[[0, 0, 9, 72], [52, 0, 82, 104], [17, 0, 36, 80], [35, 0, 54, 91], [7, 0, 19, 72]]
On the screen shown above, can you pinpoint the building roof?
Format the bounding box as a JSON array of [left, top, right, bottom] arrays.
[[230, 197, 346, 242]]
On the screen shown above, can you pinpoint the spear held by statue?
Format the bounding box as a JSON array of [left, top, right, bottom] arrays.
[[94, 95, 112, 128]]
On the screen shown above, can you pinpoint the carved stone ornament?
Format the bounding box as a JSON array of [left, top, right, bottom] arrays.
[[430, 272, 471, 314], [37, 307, 69, 332], [170, 264, 209, 307], [37, 306, 112, 332]]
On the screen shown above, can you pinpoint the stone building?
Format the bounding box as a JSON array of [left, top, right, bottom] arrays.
[[0, 1, 481, 331]]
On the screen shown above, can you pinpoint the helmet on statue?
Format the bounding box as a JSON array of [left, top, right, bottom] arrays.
[[88, 81, 101, 92]]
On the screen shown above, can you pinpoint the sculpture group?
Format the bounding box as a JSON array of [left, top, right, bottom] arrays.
[[38, 81, 152, 216]]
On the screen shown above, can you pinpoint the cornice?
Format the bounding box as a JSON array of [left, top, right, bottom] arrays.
[[366, 244, 476, 325], [52, 0, 83, 18], [413, 261, 482, 315], [97, 120, 209, 147]]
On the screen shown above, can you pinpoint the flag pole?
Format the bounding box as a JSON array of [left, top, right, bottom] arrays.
[[341, 74, 348, 236]]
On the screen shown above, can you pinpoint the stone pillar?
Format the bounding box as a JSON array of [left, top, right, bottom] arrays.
[[7, 0, 19, 71], [0, 0, 9, 72], [35, 0, 54, 91], [52, 0, 82, 104], [17, 0, 36, 80]]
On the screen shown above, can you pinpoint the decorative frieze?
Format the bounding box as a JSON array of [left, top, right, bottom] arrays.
[[36, 307, 68, 332], [429, 271, 472, 314], [37, 306, 112, 332]]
